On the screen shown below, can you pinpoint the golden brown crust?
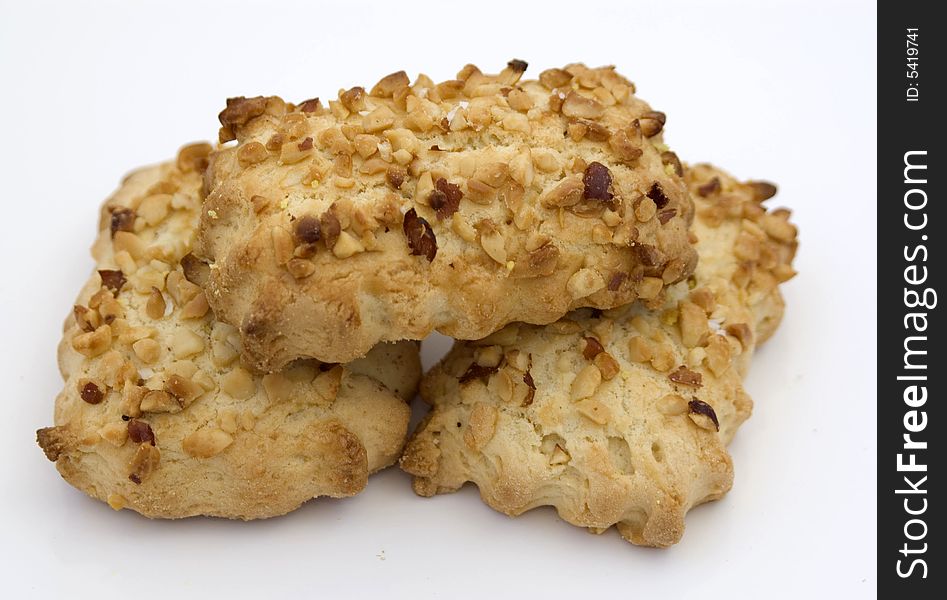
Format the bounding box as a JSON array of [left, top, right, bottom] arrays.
[[39, 150, 419, 519], [196, 61, 697, 370], [401, 163, 797, 547]]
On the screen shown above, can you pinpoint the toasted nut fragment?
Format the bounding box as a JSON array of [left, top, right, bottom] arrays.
[[507, 88, 533, 111], [430, 178, 463, 220], [576, 398, 611, 425], [286, 257, 316, 279], [386, 164, 407, 189], [403, 208, 437, 261], [113, 230, 145, 259], [479, 228, 507, 264], [637, 277, 663, 300], [679, 301, 710, 347], [137, 194, 171, 226], [690, 288, 716, 313], [747, 181, 778, 201], [451, 212, 477, 242], [540, 68, 572, 89], [474, 345, 503, 368], [567, 268, 605, 299], [704, 335, 732, 376], [549, 444, 571, 465], [759, 213, 797, 243], [128, 443, 160, 484], [582, 162, 613, 201], [181, 292, 209, 319], [594, 352, 620, 380], [78, 379, 105, 404], [165, 373, 203, 406], [98, 422, 128, 447], [571, 364, 602, 400], [371, 71, 410, 97], [362, 105, 396, 133], [582, 337, 604, 360], [512, 244, 559, 278], [688, 400, 719, 431], [650, 345, 676, 372], [562, 91, 604, 119], [72, 325, 112, 358], [726, 323, 753, 351], [339, 86, 366, 112], [183, 427, 234, 458], [145, 287, 166, 320], [132, 338, 161, 364], [177, 142, 212, 173], [237, 141, 268, 167], [657, 393, 688, 416], [333, 231, 366, 259], [627, 336, 654, 363], [110, 207, 136, 238], [140, 390, 179, 414], [646, 182, 671, 209], [221, 367, 256, 399], [171, 328, 204, 359], [73, 305, 99, 332], [633, 244, 663, 267], [635, 197, 657, 222], [608, 125, 643, 162], [463, 403, 499, 452], [669, 365, 703, 387], [661, 151, 684, 177], [638, 111, 666, 137], [127, 419, 155, 445], [98, 270, 126, 295]]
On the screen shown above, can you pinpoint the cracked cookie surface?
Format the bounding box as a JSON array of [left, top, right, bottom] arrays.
[[196, 61, 697, 370], [401, 163, 797, 547], [37, 147, 418, 519]]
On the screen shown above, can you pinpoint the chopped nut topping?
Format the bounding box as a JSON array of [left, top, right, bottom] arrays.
[[638, 111, 666, 137], [72, 324, 112, 357], [177, 142, 212, 173], [371, 71, 410, 97], [79, 380, 105, 404], [658, 208, 677, 224], [660, 151, 684, 177], [237, 141, 268, 167], [594, 352, 620, 380], [607, 271, 627, 292], [140, 390, 179, 413], [669, 365, 703, 387], [697, 177, 721, 197], [459, 362, 499, 384], [297, 136, 314, 151], [403, 208, 437, 261], [582, 337, 605, 360], [539, 68, 572, 89], [522, 369, 536, 406], [317, 210, 341, 251], [128, 443, 160, 484], [286, 258, 316, 279], [386, 164, 407, 189], [298, 97, 322, 113], [507, 59, 528, 73], [632, 244, 663, 267], [219, 96, 267, 141], [98, 270, 126, 294], [512, 244, 559, 278], [294, 215, 321, 245], [562, 91, 605, 119], [541, 175, 584, 208], [127, 419, 155, 445], [582, 162, 613, 201], [637, 276, 663, 300], [726, 323, 753, 351], [73, 305, 98, 332], [576, 397, 611, 425], [634, 197, 657, 222], [688, 400, 719, 431], [463, 403, 499, 451], [429, 178, 463, 220], [165, 374, 203, 406], [679, 301, 710, 348], [340, 86, 366, 112], [567, 268, 606, 299], [748, 181, 778, 201], [109, 208, 136, 238], [570, 364, 602, 401], [646, 182, 670, 209]]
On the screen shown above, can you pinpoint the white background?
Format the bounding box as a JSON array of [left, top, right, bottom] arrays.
[[0, 0, 876, 597]]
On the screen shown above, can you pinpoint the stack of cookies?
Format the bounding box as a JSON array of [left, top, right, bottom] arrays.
[[38, 61, 797, 547]]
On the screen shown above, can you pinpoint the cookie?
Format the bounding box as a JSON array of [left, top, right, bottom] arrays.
[[400, 163, 797, 547], [37, 146, 419, 519], [195, 60, 697, 370]]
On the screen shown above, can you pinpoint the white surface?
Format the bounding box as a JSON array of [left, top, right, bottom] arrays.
[[0, 0, 876, 597]]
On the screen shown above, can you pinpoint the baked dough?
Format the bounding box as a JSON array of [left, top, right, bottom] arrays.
[[196, 61, 697, 370], [401, 163, 797, 546], [37, 147, 418, 519]]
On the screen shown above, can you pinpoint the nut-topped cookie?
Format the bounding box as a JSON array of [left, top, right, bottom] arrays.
[[400, 163, 797, 547], [37, 147, 419, 519], [196, 61, 697, 370]]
